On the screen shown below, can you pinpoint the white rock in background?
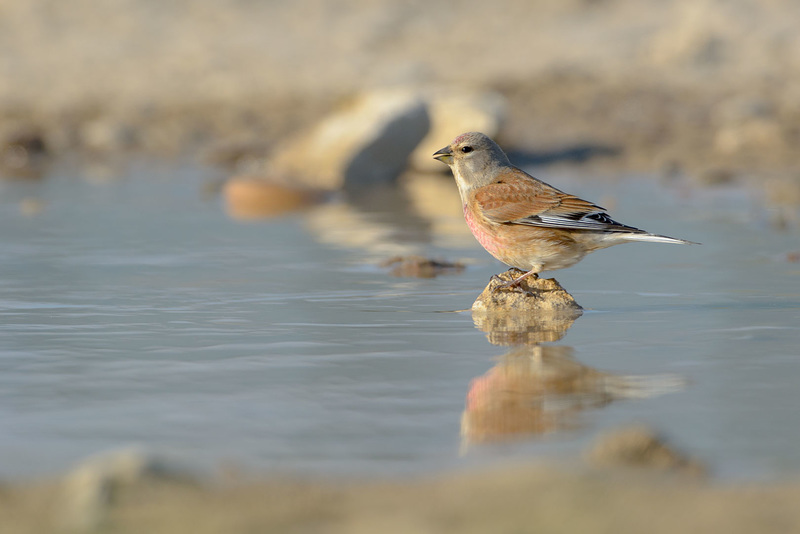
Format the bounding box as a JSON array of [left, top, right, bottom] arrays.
[[58, 448, 182, 531], [268, 89, 430, 190], [81, 118, 138, 151], [409, 89, 506, 173]]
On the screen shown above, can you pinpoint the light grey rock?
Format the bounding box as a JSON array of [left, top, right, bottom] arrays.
[[57, 448, 184, 532], [81, 119, 138, 151], [268, 89, 430, 190]]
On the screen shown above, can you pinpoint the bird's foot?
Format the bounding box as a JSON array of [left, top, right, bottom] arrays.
[[489, 273, 506, 284], [493, 281, 535, 297], [491, 270, 539, 296]]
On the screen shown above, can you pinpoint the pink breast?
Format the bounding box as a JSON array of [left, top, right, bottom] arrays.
[[464, 204, 502, 255]]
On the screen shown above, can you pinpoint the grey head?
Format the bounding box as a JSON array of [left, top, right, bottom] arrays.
[[432, 132, 512, 194]]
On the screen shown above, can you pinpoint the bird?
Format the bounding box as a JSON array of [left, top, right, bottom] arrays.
[[432, 132, 696, 290]]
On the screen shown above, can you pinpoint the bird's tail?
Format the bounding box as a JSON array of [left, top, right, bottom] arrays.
[[602, 373, 687, 399], [622, 232, 699, 245]]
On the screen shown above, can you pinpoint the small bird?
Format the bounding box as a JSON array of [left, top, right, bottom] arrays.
[[433, 132, 695, 289]]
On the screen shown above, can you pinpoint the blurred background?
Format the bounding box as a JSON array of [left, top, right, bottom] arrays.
[[1, 0, 799, 177], [1, 1, 800, 532]]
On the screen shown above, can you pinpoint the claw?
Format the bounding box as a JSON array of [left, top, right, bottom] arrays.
[[489, 269, 540, 296], [494, 279, 535, 296]]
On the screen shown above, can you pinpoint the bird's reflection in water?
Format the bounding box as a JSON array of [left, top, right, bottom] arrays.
[[462, 305, 684, 448], [461, 344, 684, 446]]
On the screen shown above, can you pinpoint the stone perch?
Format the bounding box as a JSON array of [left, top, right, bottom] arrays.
[[471, 269, 583, 314]]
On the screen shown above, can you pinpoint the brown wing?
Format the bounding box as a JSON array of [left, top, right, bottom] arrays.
[[473, 168, 605, 224]]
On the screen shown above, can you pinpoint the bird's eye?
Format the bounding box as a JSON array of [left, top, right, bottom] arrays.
[[461, 146, 473, 153]]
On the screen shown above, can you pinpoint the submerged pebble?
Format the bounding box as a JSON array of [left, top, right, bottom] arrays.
[[585, 426, 706, 477], [380, 255, 465, 278]]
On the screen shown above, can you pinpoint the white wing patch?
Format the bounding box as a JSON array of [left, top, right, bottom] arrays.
[[513, 211, 645, 233]]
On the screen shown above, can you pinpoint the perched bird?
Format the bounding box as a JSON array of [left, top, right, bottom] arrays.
[[433, 132, 695, 289]]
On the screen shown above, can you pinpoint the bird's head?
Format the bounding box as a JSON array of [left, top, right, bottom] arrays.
[[433, 132, 511, 191]]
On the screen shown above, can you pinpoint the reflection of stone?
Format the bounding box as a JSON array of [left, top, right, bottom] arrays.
[[461, 345, 685, 447], [19, 197, 46, 216], [304, 201, 422, 259], [401, 172, 475, 247], [472, 304, 580, 346], [223, 176, 325, 219]]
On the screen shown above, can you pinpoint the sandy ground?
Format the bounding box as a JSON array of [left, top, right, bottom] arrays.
[[3, 455, 800, 534], [1, 0, 799, 184]]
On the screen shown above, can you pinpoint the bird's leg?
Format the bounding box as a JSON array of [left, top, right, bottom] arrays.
[[489, 267, 524, 284], [492, 268, 539, 294], [504, 269, 539, 289]]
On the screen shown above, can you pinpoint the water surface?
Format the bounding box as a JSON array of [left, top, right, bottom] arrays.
[[1, 161, 798, 480]]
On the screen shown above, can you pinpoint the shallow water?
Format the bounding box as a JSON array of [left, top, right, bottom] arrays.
[[1, 161, 798, 480]]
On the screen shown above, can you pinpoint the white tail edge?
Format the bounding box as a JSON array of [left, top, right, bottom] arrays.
[[624, 233, 700, 245]]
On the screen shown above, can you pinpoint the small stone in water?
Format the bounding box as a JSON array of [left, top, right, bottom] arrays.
[[380, 255, 465, 278]]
